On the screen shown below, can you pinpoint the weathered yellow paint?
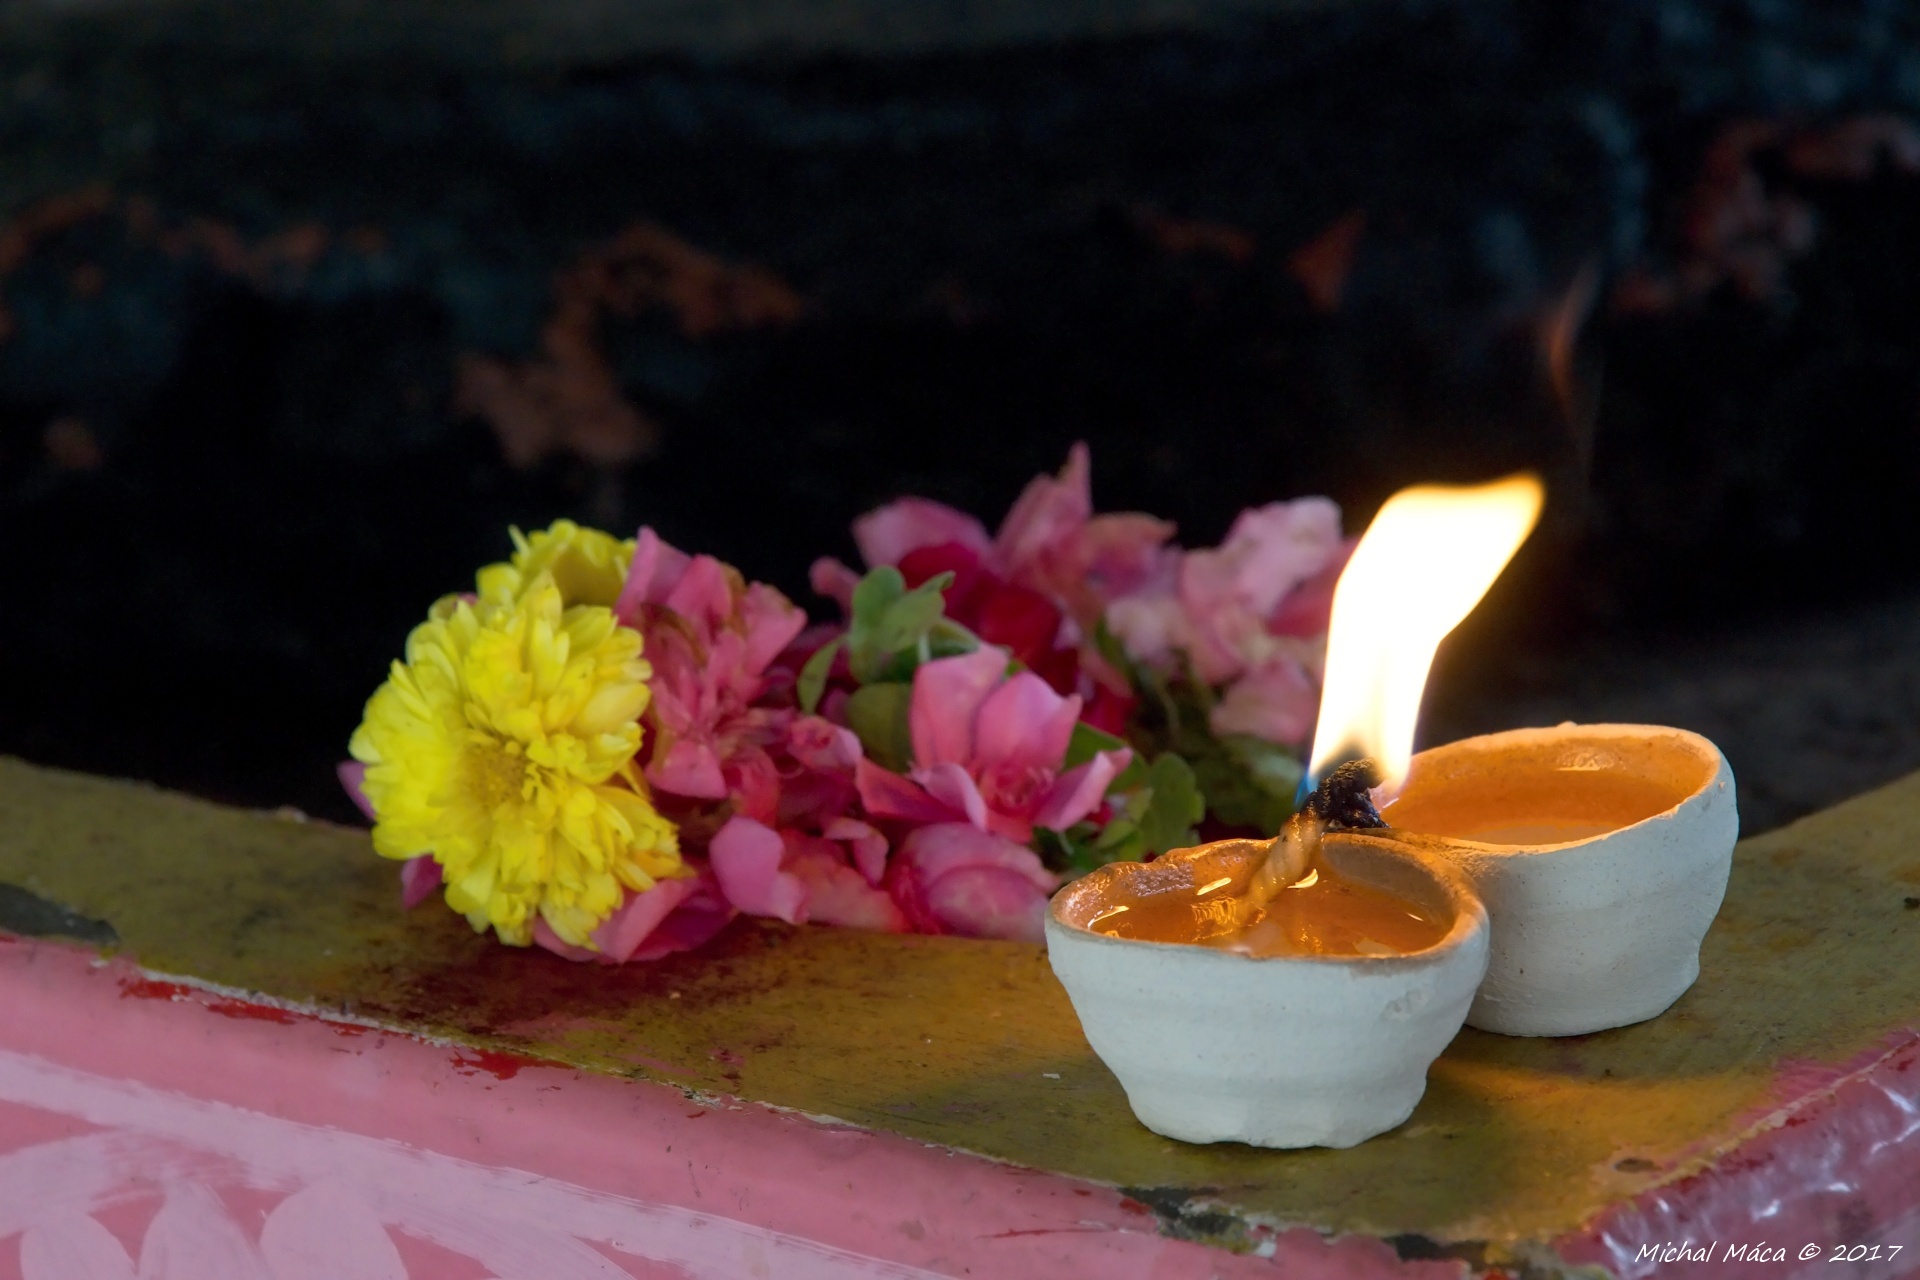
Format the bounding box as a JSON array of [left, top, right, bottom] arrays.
[[1, 754, 1916, 1257]]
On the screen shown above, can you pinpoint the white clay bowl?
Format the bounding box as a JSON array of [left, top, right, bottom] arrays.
[[1378, 723, 1737, 1038], [1045, 836, 1488, 1149]]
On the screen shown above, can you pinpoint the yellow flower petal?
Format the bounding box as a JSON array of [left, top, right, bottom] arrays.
[[350, 572, 681, 949]]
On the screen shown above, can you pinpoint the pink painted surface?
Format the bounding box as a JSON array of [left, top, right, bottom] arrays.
[[0, 936, 1453, 1280], [1560, 1033, 1920, 1279]]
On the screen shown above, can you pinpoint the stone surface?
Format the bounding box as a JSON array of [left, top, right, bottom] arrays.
[[1, 753, 1917, 1273]]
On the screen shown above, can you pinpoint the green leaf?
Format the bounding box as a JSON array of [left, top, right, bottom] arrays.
[[849, 566, 906, 628], [1225, 734, 1306, 800], [846, 682, 914, 772], [1090, 617, 1146, 689], [1135, 753, 1206, 855], [1035, 822, 1133, 877], [1187, 735, 1304, 836], [845, 567, 960, 684], [926, 618, 982, 659], [796, 637, 844, 714], [1064, 721, 1126, 768]]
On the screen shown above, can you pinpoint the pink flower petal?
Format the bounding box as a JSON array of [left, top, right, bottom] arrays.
[[915, 761, 990, 831], [1032, 748, 1132, 831], [897, 823, 1059, 894], [808, 556, 862, 611], [908, 646, 1009, 768], [785, 840, 909, 932], [1073, 512, 1178, 600], [629, 882, 736, 961], [739, 583, 809, 675], [398, 856, 443, 910], [1209, 658, 1319, 745], [825, 817, 890, 885], [855, 757, 961, 824], [1268, 536, 1356, 637], [925, 867, 1050, 941], [1103, 587, 1186, 668], [723, 743, 785, 826], [972, 672, 1080, 775], [336, 761, 376, 822], [993, 441, 1092, 574], [646, 739, 730, 800], [854, 497, 991, 568], [662, 554, 737, 634], [615, 526, 692, 626], [710, 816, 810, 924], [789, 714, 863, 774], [590, 875, 702, 962]]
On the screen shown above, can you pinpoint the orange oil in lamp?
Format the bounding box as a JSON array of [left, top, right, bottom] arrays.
[[1085, 840, 1448, 958], [1381, 738, 1708, 845]]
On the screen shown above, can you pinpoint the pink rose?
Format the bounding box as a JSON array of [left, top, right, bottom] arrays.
[[855, 647, 1130, 843]]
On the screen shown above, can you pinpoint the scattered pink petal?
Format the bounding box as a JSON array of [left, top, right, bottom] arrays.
[[710, 816, 810, 924], [824, 816, 890, 885], [784, 836, 909, 932], [589, 876, 702, 962], [629, 878, 736, 961], [399, 856, 443, 910], [925, 867, 1050, 942]]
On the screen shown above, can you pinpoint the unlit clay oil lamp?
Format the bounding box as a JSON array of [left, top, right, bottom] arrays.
[[1047, 474, 1739, 1149]]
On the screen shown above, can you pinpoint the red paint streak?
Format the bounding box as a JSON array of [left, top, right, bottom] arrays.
[[984, 1227, 1116, 1239], [1118, 1197, 1151, 1216], [119, 977, 300, 1024], [448, 1048, 557, 1080]]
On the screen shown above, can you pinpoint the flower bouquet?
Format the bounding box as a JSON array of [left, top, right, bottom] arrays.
[[341, 445, 1351, 961]]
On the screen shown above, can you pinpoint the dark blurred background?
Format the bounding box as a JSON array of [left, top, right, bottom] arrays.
[[2, 0, 1918, 834]]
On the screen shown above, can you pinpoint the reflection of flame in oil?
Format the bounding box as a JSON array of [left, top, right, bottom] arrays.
[[1307, 474, 1544, 797]]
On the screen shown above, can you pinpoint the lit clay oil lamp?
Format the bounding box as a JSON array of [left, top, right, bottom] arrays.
[[1047, 763, 1489, 1150], [1046, 475, 1740, 1148], [1374, 722, 1735, 1037]]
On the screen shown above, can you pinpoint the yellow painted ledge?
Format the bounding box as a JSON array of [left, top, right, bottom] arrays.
[[1, 755, 1917, 1258]]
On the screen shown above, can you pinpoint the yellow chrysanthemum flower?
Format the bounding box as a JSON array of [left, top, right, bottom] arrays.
[[348, 575, 681, 948], [477, 519, 635, 609]]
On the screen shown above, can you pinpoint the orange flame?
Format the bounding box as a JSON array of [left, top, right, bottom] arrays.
[[1307, 474, 1545, 795]]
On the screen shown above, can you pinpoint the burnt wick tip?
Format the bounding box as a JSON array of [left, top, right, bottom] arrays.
[[1303, 758, 1388, 830]]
